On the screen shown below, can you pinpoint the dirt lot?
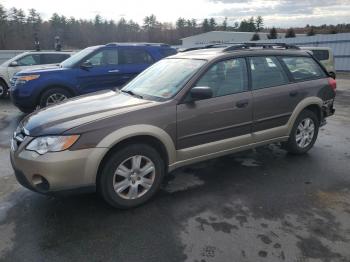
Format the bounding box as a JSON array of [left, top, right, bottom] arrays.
[[0, 75, 350, 262]]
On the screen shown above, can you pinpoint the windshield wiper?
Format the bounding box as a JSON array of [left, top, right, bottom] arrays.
[[121, 90, 143, 99]]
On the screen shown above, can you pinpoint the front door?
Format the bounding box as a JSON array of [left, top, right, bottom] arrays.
[[176, 58, 253, 152], [76, 47, 124, 94]]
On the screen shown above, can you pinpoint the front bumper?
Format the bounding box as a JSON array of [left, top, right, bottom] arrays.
[[10, 141, 107, 194]]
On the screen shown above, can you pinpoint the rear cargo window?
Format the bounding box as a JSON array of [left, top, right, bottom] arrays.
[[281, 57, 326, 81]]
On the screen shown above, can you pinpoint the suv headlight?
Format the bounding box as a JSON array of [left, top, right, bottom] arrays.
[[16, 74, 40, 85], [26, 135, 79, 155]]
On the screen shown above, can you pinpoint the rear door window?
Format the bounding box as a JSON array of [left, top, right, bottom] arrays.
[[249, 56, 289, 90], [119, 48, 154, 65], [42, 54, 70, 64], [281, 56, 326, 81]]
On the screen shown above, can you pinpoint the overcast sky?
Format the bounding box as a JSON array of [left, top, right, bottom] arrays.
[[2, 0, 350, 27]]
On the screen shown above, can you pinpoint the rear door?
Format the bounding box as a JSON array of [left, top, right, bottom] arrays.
[[176, 58, 253, 150], [249, 56, 298, 139], [76, 47, 124, 94], [116, 47, 155, 86]]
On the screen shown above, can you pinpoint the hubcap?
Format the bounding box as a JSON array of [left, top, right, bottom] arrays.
[[46, 93, 67, 106], [113, 155, 156, 200], [296, 117, 315, 148]]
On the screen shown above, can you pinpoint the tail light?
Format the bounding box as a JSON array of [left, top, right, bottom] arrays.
[[328, 77, 336, 91]]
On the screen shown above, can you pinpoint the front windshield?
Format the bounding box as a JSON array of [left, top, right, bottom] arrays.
[[60, 47, 97, 68], [122, 58, 206, 100]]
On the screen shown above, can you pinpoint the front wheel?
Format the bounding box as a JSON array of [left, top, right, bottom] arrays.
[[98, 144, 165, 209], [39, 88, 71, 108], [284, 110, 319, 154]]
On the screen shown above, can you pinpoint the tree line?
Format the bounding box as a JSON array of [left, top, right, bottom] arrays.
[[1, 4, 350, 50]]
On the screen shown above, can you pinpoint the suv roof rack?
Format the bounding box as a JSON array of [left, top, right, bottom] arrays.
[[105, 42, 170, 47], [179, 42, 300, 53], [222, 42, 300, 52]]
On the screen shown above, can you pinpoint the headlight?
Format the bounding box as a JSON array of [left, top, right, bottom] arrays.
[[26, 135, 79, 155], [16, 74, 40, 85]]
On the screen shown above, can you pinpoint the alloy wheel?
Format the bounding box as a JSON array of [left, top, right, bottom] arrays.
[[295, 117, 315, 148], [113, 155, 156, 200], [46, 93, 67, 106]]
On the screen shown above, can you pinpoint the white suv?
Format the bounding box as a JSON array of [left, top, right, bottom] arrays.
[[0, 51, 73, 98]]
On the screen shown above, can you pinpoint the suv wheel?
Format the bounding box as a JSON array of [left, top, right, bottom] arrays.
[[39, 88, 71, 108], [285, 110, 319, 154], [98, 144, 165, 209], [0, 80, 8, 99]]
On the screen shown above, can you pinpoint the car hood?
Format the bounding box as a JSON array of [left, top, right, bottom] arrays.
[[22, 90, 157, 136]]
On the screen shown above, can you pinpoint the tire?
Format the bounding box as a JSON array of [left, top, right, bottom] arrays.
[[39, 87, 71, 108], [284, 110, 319, 155], [98, 144, 165, 209], [0, 80, 8, 99]]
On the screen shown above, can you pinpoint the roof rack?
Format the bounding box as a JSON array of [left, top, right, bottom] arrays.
[[222, 42, 300, 52], [105, 42, 170, 47]]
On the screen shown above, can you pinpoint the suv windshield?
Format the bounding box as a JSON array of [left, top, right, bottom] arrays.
[[122, 58, 206, 100], [60, 47, 98, 68]]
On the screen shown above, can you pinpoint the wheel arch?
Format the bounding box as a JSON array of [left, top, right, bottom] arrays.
[[94, 125, 176, 184], [287, 97, 323, 135], [37, 84, 76, 105]]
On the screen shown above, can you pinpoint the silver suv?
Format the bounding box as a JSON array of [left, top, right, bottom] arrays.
[[0, 51, 73, 98], [10, 43, 336, 208]]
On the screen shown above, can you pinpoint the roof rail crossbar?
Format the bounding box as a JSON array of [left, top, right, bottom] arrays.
[[223, 42, 300, 52], [105, 42, 170, 47]]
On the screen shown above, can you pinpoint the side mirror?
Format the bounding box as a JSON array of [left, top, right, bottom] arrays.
[[80, 61, 93, 69], [9, 61, 18, 67], [190, 86, 213, 101]]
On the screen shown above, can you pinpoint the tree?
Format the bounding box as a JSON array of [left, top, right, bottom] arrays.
[[209, 18, 217, 31], [239, 18, 256, 32], [251, 32, 260, 41], [222, 17, 228, 31], [307, 27, 316, 36], [255, 16, 264, 32], [285, 28, 296, 38], [202, 18, 210, 32], [267, 27, 278, 39]]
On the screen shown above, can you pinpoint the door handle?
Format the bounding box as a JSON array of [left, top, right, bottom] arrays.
[[236, 99, 249, 108], [108, 69, 120, 73], [289, 91, 298, 97]]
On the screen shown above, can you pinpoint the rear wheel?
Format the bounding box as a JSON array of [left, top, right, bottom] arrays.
[[98, 144, 165, 209], [39, 88, 71, 108], [285, 110, 319, 154], [0, 80, 8, 99]]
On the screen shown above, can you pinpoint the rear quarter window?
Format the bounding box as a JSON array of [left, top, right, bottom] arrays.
[[310, 50, 330, 61], [281, 56, 326, 81]]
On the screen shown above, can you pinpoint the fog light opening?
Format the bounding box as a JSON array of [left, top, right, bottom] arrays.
[[32, 175, 50, 192]]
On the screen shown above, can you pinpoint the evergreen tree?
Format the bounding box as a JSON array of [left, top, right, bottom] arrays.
[[251, 32, 260, 41], [285, 28, 296, 38], [267, 27, 278, 39], [255, 16, 264, 32]]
